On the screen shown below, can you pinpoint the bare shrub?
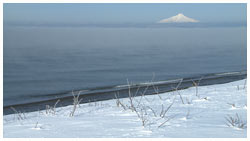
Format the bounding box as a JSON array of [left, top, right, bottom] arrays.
[[70, 91, 83, 117], [159, 99, 175, 118], [156, 92, 171, 102], [135, 106, 148, 126], [172, 79, 184, 104], [176, 90, 184, 104], [146, 106, 157, 117], [152, 84, 159, 94], [133, 85, 141, 98], [45, 99, 60, 115], [127, 79, 136, 112], [126, 79, 149, 112], [117, 75, 176, 128], [152, 81, 170, 102], [191, 77, 203, 98], [115, 80, 149, 126], [114, 93, 126, 110], [135, 93, 144, 108], [53, 99, 60, 109], [143, 93, 156, 103], [45, 105, 51, 115], [10, 107, 26, 121], [158, 115, 176, 128], [225, 113, 247, 129]]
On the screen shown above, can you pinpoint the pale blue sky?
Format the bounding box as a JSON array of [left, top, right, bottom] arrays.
[[3, 3, 247, 26]]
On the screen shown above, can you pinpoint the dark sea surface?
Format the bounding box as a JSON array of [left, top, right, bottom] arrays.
[[3, 26, 247, 106]]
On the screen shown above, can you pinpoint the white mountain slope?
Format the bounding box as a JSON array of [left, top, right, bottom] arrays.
[[158, 13, 199, 23]]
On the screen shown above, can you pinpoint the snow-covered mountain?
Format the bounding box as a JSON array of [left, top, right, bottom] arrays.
[[158, 13, 199, 23]]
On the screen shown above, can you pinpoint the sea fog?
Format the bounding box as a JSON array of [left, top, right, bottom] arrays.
[[3, 26, 247, 106]]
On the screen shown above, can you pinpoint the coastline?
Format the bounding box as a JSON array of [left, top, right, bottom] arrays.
[[3, 78, 247, 137], [3, 70, 247, 115]]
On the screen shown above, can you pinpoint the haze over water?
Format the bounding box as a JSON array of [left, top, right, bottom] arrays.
[[3, 4, 247, 106]]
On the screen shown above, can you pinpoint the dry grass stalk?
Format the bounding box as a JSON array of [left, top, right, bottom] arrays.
[[45, 99, 60, 115], [146, 106, 157, 117], [114, 93, 126, 110], [133, 86, 141, 98], [243, 79, 247, 89], [159, 99, 175, 118], [172, 79, 185, 104], [158, 115, 176, 128], [53, 99, 60, 109], [127, 79, 136, 112], [70, 91, 83, 117], [175, 90, 184, 104], [135, 94, 144, 108], [10, 107, 26, 121], [126, 79, 150, 112], [143, 93, 156, 103], [135, 106, 148, 126], [191, 77, 203, 98], [152, 82, 170, 101]]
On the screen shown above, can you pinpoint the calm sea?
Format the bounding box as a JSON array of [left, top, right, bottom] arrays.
[[3, 26, 247, 106]]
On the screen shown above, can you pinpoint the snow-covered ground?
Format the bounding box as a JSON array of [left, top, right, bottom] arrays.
[[3, 79, 247, 138]]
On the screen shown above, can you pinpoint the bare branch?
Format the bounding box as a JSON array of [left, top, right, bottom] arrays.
[[70, 90, 83, 117], [225, 113, 247, 129]]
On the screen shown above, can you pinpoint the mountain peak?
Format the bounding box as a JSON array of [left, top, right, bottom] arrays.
[[177, 13, 184, 16], [158, 13, 199, 23]]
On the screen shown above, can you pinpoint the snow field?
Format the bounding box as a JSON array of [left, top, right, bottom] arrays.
[[3, 79, 247, 138]]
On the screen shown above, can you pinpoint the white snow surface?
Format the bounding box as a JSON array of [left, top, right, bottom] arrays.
[[158, 13, 199, 23], [3, 79, 247, 138]]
